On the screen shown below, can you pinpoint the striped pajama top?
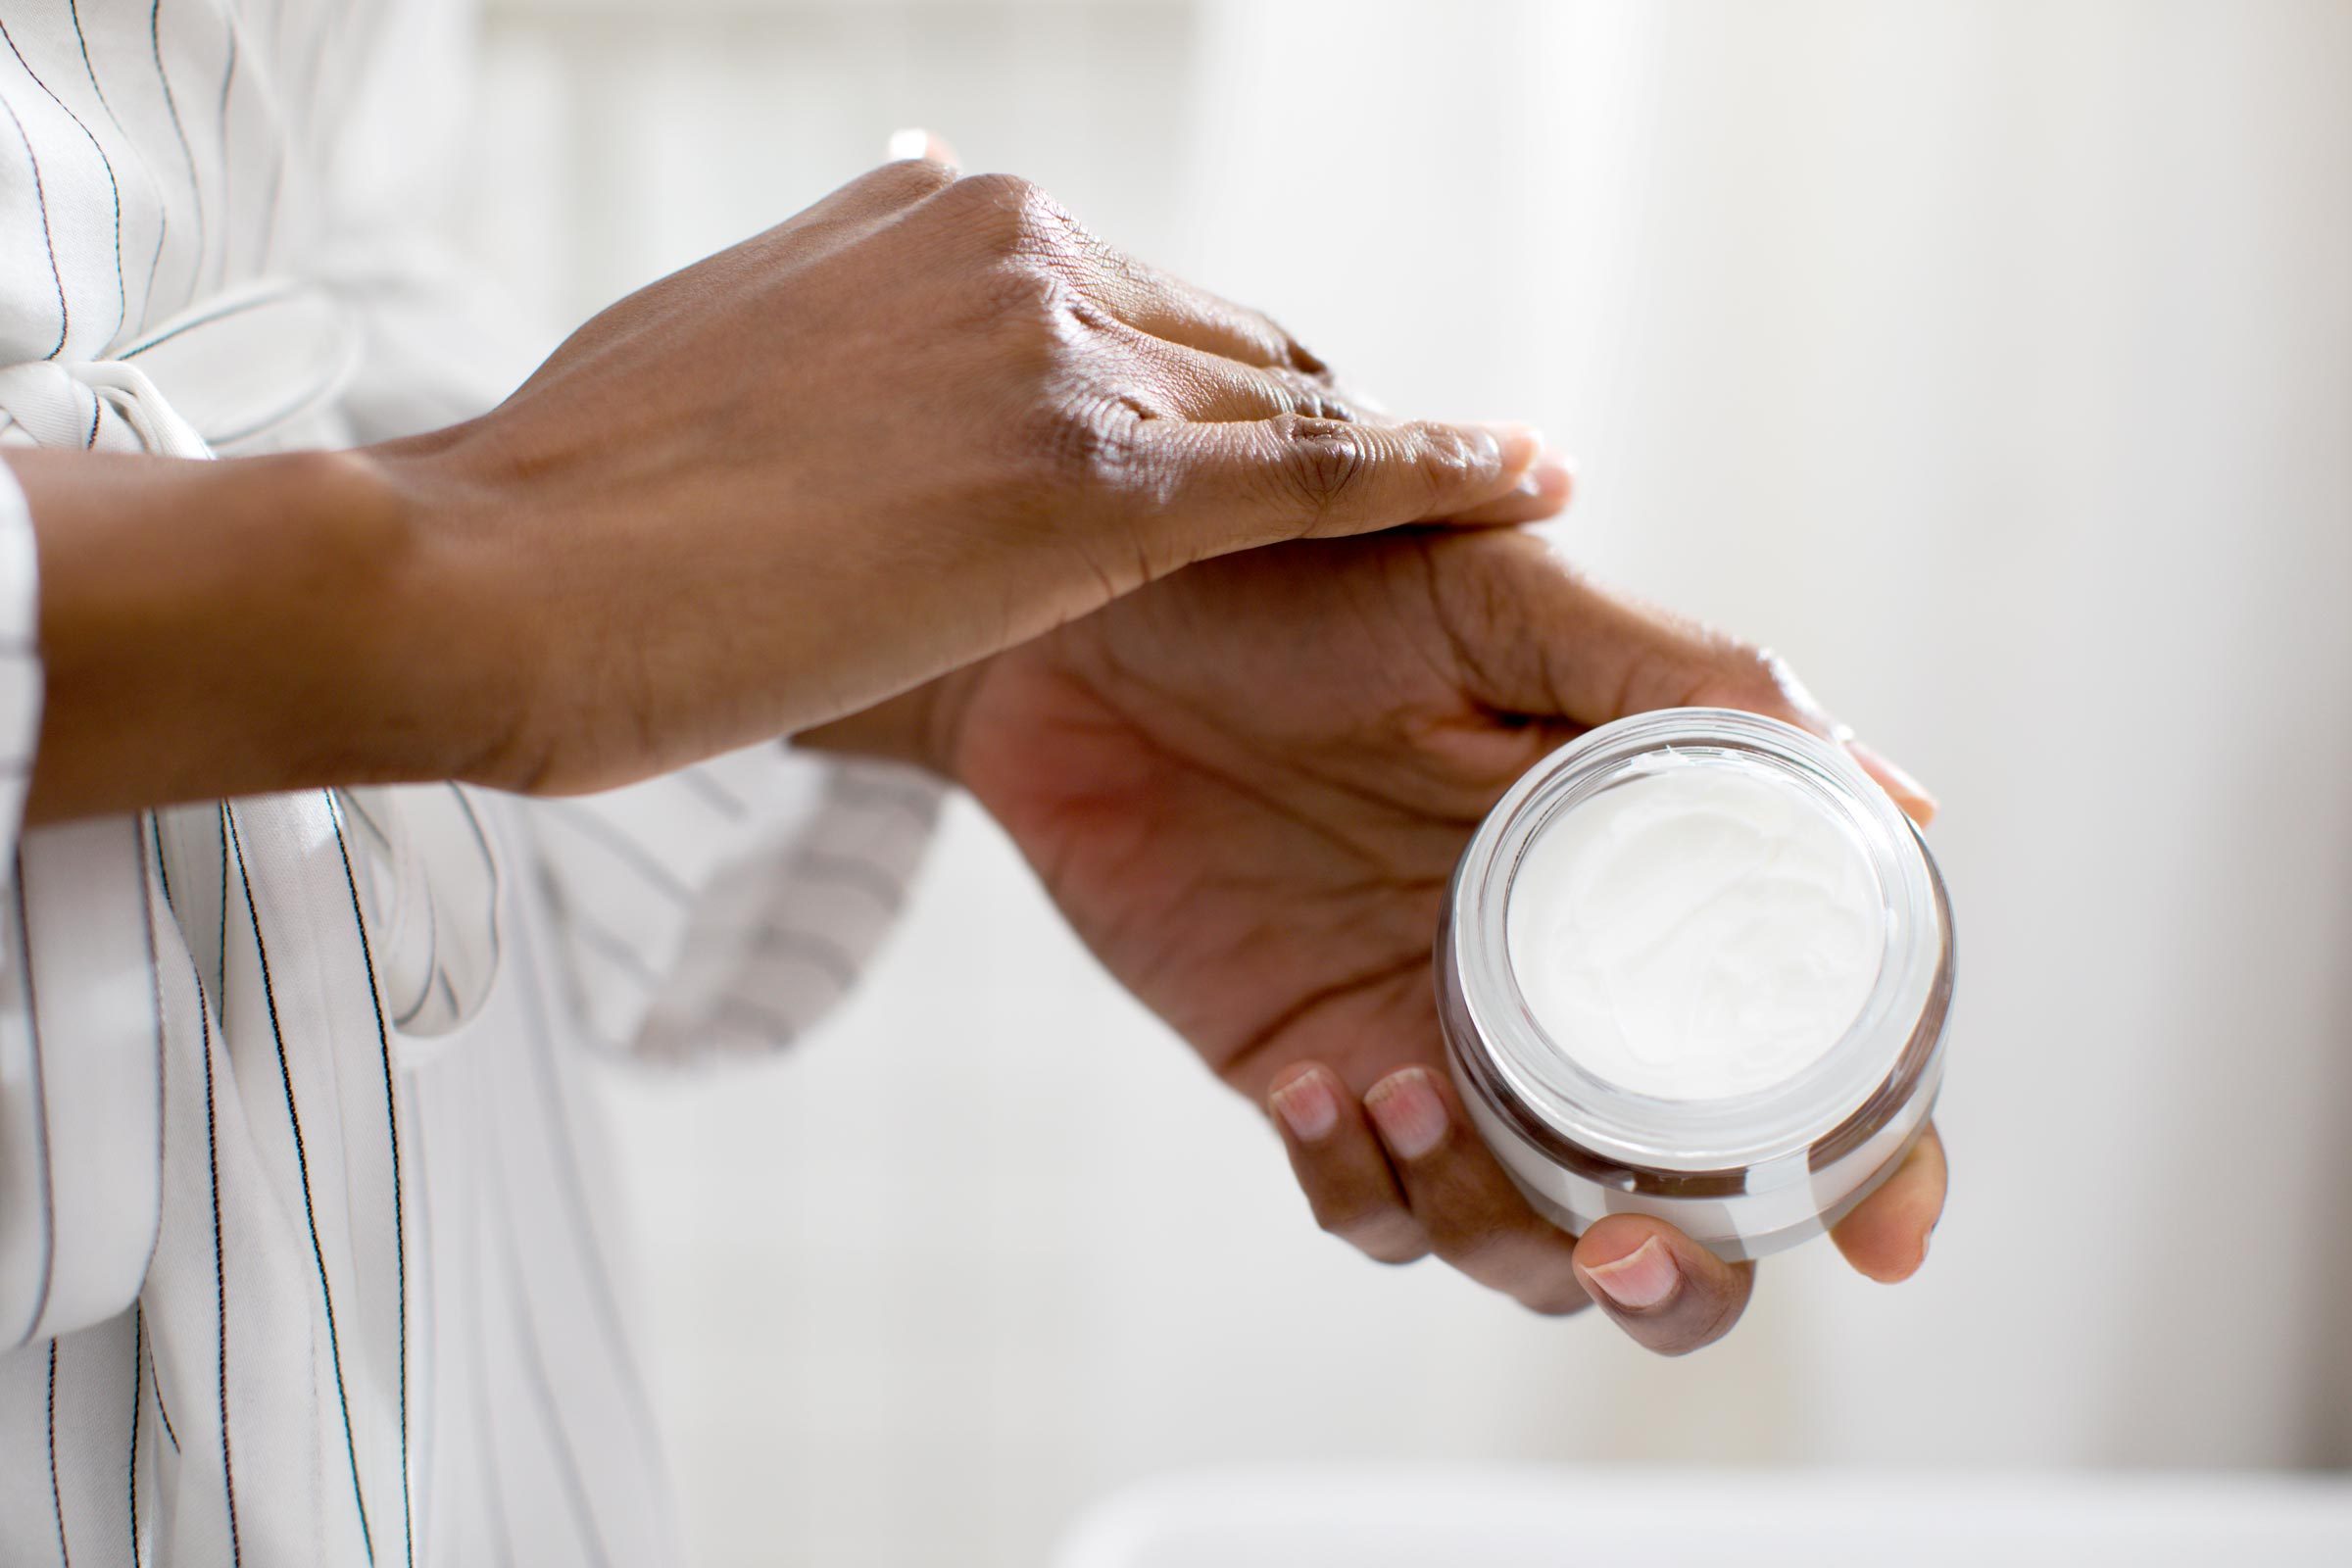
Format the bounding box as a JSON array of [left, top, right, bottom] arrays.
[[0, 3, 938, 1563]]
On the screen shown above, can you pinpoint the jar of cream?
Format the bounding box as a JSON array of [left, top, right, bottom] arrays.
[[1437, 709, 1954, 1260]]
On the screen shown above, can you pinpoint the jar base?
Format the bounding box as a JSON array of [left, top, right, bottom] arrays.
[[1493, 1109, 1935, 1264]]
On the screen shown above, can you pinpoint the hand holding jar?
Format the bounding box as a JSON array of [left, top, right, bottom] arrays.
[[809, 526, 1947, 1356]]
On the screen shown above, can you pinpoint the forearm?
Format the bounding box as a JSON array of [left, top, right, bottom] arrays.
[[10, 447, 508, 823]]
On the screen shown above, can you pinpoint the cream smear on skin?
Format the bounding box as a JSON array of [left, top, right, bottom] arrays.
[[1506, 759, 1885, 1101]]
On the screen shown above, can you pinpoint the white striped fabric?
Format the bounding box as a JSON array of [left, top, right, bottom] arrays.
[[0, 5, 941, 1565]]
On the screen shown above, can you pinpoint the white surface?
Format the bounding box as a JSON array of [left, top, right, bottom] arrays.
[[1508, 759, 1882, 1101], [1056, 1468, 2352, 1568], [450, 2, 2352, 1564]]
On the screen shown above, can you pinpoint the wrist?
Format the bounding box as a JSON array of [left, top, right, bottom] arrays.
[[794, 663, 979, 783], [357, 428, 547, 790], [332, 440, 541, 789], [18, 442, 520, 818], [378, 413, 975, 798]]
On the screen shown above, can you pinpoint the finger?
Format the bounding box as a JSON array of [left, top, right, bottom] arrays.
[[1117, 339, 1576, 521], [885, 126, 961, 166], [1840, 737, 1938, 826], [1135, 416, 1548, 557], [1437, 540, 1939, 821], [1830, 1121, 1947, 1283], [1571, 1214, 1756, 1355], [1079, 251, 1330, 376], [1267, 1065, 1432, 1265], [1362, 1067, 1591, 1316], [1116, 350, 1573, 523], [954, 188, 1319, 373], [1132, 335, 1378, 424], [1437, 449, 1575, 525]]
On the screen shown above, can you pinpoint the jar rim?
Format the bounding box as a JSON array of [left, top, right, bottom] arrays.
[[1446, 708, 1952, 1174]]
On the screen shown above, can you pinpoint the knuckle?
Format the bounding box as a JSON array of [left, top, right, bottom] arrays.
[[939, 172, 1079, 258], [1406, 421, 1488, 491], [978, 302, 1148, 494], [942, 170, 1038, 215], [977, 273, 1111, 380], [1022, 392, 1140, 490], [973, 258, 1110, 352], [1270, 367, 1355, 422], [1023, 402, 1104, 476], [1275, 416, 1372, 514], [978, 259, 1066, 321], [867, 156, 957, 204]]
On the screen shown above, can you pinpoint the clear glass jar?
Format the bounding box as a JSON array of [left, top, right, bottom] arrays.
[[1437, 709, 1955, 1261]]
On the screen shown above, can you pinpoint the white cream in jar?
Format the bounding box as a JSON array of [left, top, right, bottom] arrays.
[[1438, 710, 1954, 1260], [1506, 761, 1884, 1102]]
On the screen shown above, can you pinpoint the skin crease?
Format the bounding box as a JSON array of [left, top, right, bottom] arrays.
[[810, 527, 1947, 1353]]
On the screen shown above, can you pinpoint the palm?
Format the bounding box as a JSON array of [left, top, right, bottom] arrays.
[[952, 530, 1601, 1098]]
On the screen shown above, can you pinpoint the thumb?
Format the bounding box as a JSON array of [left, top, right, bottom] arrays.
[[1572, 1215, 1757, 1356]]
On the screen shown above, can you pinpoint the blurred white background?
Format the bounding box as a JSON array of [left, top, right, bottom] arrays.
[[434, 2, 2352, 1563]]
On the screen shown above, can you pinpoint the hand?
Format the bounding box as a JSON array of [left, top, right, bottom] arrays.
[[368, 159, 1568, 798], [22, 157, 1568, 821], [843, 527, 1944, 1353]]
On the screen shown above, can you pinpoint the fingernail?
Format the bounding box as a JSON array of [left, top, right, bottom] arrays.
[[1365, 1069, 1449, 1160], [1515, 451, 1574, 502], [1269, 1072, 1340, 1142], [1844, 738, 1939, 823], [1582, 1235, 1682, 1313], [1476, 422, 1544, 476]]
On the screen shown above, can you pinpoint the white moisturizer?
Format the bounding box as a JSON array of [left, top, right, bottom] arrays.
[[1506, 760, 1885, 1102]]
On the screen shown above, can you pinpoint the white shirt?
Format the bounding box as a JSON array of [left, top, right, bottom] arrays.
[[0, 4, 935, 1563]]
